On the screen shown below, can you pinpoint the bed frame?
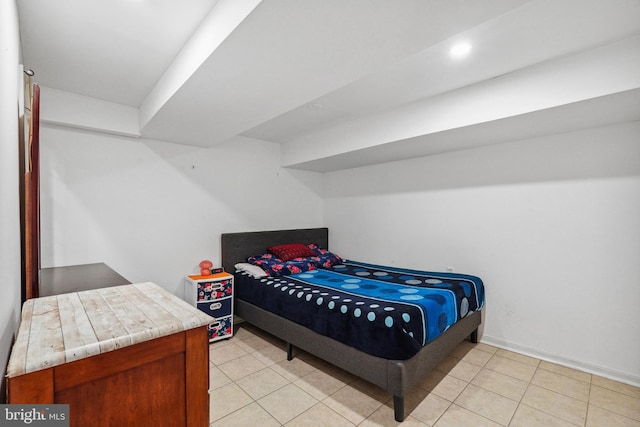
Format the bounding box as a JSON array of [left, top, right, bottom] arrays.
[[221, 227, 481, 421]]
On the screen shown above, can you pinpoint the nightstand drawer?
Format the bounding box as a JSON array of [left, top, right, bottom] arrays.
[[197, 297, 232, 319], [209, 316, 232, 341], [196, 278, 232, 301]]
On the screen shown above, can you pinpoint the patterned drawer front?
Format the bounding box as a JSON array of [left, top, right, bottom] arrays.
[[197, 279, 232, 301], [197, 297, 232, 319], [209, 316, 232, 341]]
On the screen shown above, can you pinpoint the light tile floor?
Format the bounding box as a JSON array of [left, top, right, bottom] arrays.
[[209, 323, 640, 426]]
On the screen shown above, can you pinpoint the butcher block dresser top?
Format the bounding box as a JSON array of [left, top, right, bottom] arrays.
[[7, 282, 214, 378]]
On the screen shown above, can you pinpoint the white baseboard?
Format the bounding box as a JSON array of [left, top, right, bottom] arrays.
[[480, 335, 640, 388]]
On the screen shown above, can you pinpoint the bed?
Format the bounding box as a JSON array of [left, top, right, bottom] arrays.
[[221, 227, 484, 421]]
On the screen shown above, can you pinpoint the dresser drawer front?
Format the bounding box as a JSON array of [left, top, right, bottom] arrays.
[[208, 316, 233, 341], [197, 297, 232, 319], [197, 279, 232, 301]]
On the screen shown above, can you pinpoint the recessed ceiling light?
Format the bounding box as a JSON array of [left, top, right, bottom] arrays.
[[450, 42, 472, 59]]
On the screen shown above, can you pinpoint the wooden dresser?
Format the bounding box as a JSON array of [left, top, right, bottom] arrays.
[[6, 282, 214, 427]]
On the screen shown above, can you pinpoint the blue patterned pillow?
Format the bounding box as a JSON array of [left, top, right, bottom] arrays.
[[306, 243, 343, 268], [247, 253, 317, 276]]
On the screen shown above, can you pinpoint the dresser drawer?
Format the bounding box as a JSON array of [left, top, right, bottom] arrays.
[[208, 316, 232, 341], [196, 278, 232, 301], [197, 297, 232, 319]]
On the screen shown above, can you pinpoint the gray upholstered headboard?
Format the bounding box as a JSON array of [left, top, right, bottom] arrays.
[[221, 227, 329, 273]]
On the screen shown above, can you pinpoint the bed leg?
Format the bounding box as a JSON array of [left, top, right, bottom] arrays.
[[393, 395, 405, 422], [470, 328, 478, 344], [287, 343, 294, 361]]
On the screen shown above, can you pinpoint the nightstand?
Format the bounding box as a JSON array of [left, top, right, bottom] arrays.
[[185, 272, 234, 342]]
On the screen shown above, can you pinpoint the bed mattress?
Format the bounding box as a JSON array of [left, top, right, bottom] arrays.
[[235, 260, 484, 360]]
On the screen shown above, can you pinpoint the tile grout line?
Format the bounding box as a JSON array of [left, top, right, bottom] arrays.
[[583, 373, 593, 427], [519, 364, 588, 427]]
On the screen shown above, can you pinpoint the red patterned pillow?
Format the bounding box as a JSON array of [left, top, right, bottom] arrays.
[[267, 243, 316, 262]]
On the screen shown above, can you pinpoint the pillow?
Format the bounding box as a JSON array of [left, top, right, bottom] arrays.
[[247, 253, 317, 276], [234, 262, 268, 278], [267, 243, 316, 262], [306, 243, 343, 267]]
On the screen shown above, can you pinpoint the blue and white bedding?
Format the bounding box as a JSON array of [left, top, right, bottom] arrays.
[[235, 260, 484, 360]]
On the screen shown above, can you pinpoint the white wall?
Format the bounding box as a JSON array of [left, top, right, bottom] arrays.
[[323, 121, 640, 386], [0, 0, 24, 399], [40, 125, 323, 298]]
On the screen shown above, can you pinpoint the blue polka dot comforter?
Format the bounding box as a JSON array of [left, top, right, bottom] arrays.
[[235, 260, 485, 360]]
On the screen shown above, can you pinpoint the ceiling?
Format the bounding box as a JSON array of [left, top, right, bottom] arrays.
[[18, 0, 640, 171]]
